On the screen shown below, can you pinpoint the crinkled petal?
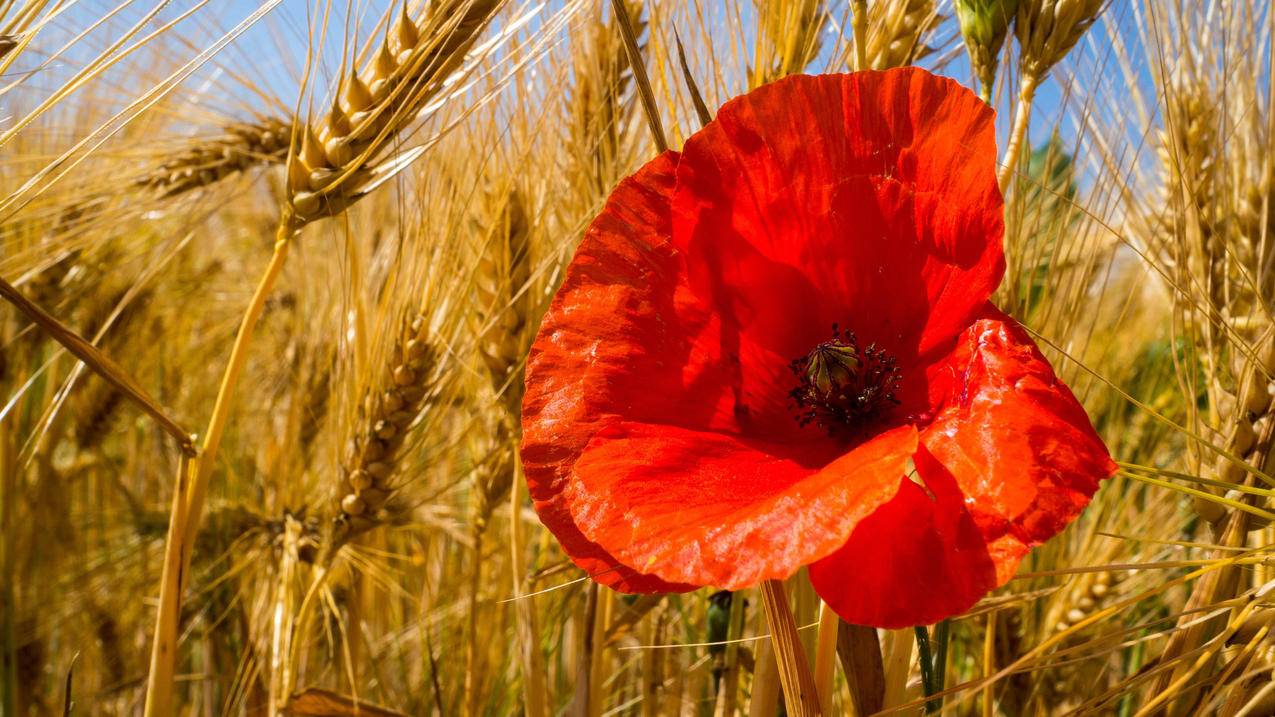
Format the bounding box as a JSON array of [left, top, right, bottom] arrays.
[[521, 151, 696, 593], [918, 309, 1117, 586], [809, 444, 996, 628], [671, 69, 1004, 365], [523, 149, 835, 592], [811, 309, 1115, 627], [566, 423, 918, 588]]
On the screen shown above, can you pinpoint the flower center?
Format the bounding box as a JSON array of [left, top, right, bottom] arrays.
[[788, 324, 901, 435]]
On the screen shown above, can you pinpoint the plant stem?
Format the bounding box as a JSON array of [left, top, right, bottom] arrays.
[[915, 620, 952, 714], [914, 626, 936, 709], [812, 603, 839, 714], [998, 72, 1039, 193], [851, 0, 868, 71], [982, 613, 997, 717], [181, 222, 294, 561], [143, 218, 295, 716], [882, 628, 913, 708], [142, 453, 193, 717], [934, 619, 951, 702], [748, 615, 781, 717], [760, 579, 822, 717], [510, 455, 548, 717]]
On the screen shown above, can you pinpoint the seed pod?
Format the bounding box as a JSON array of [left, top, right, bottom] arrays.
[[955, 0, 1019, 95]]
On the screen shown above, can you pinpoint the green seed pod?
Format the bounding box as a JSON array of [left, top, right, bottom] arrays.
[[955, 0, 1019, 99]]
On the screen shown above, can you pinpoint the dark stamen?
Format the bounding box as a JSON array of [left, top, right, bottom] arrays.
[[788, 324, 902, 436]]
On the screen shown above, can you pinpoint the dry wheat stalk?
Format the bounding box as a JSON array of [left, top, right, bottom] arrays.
[[137, 118, 290, 198], [863, 0, 941, 70]]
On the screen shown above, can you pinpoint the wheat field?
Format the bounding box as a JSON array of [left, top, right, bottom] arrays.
[[1, 0, 1273, 715]]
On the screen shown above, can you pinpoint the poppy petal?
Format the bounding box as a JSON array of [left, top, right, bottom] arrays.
[[810, 310, 1114, 628], [808, 444, 997, 628], [521, 151, 696, 593], [919, 310, 1117, 586], [566, 423, 918, 588], [671, 69, 1004, 365]]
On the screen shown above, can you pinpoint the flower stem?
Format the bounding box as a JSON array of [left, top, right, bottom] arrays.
[[760, 580, 823, 717], [913, 627, 935, 709], [914, 620, 952, 714]]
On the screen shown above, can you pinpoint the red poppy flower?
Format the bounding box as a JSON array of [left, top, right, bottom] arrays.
[[520, 68, 1116, 628]]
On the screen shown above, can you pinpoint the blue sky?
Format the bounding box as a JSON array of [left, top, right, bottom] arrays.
[[21, 0, 1170, 185]]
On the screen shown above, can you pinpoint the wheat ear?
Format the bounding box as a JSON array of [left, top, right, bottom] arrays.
[[955, 0, 1019, 103], [138, 118, 291, 198], [862, 0, 941, 70]]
